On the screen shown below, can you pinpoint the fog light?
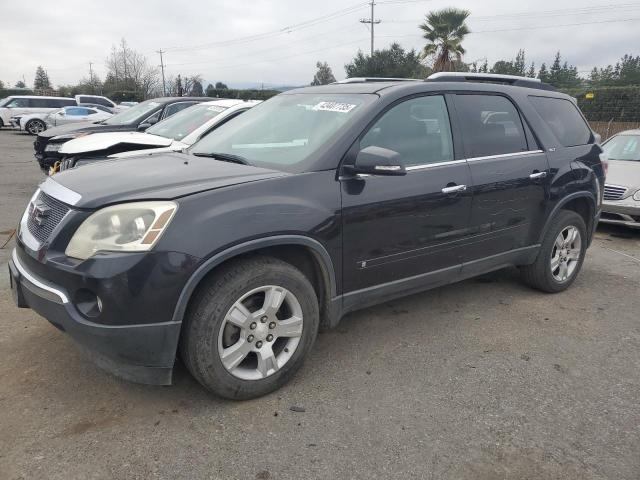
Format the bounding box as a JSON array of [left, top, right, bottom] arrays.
[[74, 289, 102, 318]]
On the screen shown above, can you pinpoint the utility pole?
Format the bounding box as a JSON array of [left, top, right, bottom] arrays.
[[360, 1, 380, 57], [89, 62, 94, 92], [157, 49, 166, 96]]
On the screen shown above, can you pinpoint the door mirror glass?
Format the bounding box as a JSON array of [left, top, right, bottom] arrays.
[[347, 146, 406, 176]]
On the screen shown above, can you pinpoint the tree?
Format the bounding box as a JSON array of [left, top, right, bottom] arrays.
[[538, 63, 549, 83], [526, 62, 536, 78], [215, 81, 228, 90], [590, 54, 640, 86], [33, 66, 51, 89], [419, 8, 470, 72], [0, 80, 4, 89], [345, 43, 428, 78], [190, 78, 204, 96], [311, 61, 336, 85], [104, 39, 159, 99], [15, 80, 26, 88]]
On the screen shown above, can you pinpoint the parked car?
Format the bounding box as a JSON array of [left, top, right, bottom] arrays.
[[74, 95, 123, 112], [9, 74, 603, 399], [11, 106, 113, 135], [78, 103, 116, 114], [599, 129, 640, 228], [0, 96, 76, 128], [33, 97, 211, 171], [119, 101, 138, 108], [55, 99, 260, 172]]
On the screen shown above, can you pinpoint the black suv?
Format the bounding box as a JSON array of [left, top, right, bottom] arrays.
[[10, 74, 604, 399], [33, 97, 211, 171]]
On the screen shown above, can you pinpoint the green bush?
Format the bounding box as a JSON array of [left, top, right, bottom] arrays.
[[0, 88, 34, 98], [205, 88, 280, 101]]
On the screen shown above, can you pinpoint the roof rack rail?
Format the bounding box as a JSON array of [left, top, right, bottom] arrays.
[[334, 77, 422, 84], [426, 72, 556, 91]]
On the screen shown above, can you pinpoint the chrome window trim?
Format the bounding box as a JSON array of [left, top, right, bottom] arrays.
[[466, 150, 544, 163], [11, 249, 69, 304], [404, 150, 544, 171], [40, 178, 82, 206]]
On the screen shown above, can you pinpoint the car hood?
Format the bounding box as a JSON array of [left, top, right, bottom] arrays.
[[39, 121, 132, 139], [606, 160, 640, 190], [60, 131, 174, 155], [48, 152, 288, 208]]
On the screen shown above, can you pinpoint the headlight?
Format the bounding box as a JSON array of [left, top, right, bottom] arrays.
[[633, 190, 640, 202], [45, 143, 62, 152], [65, 201, 178, 260]]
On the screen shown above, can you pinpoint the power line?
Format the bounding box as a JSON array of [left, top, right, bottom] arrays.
[[360, 1, 381, 56]]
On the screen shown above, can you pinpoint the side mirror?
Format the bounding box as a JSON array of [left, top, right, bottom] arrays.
[[58, 111, 65, 116], [138, 122, 152, 131], [345, 146, 406, 176], [594, 132, 602, 144]]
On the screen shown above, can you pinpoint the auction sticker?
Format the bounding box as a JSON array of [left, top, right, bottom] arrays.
[[312, 101, 357, 113]]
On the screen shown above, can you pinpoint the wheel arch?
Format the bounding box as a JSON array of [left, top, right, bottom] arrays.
[[171, 235, 339, 329], [538, 192, 597, 246]]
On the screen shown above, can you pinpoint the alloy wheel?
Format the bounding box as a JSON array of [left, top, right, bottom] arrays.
[[217, 285, 304, 380], [550, 226, 582, 282], [27, 120, 45, 134]]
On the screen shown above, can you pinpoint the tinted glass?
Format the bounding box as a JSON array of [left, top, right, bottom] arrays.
[[79, 96, 113, 107], [58, 98, 77, 107], [360, 95, 454, 167], [147, 103, 227, 141], [164, 101, 197, 118], [6, 98, 28, 108], [191, 94, 373, 172], [65, 107, 90, 115], [102, 100, 161, 125], [28, 98, 51, 108], [455, 94, 528, 157], [602, 134, 640, 161], [529, 96, 591, 147]]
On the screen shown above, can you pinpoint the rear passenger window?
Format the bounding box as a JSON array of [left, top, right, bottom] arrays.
[[360, 95, 454, 167], [454, 94, 528, 158], [529, 96, 591, 147], [29, 98, 50, 108], [164, 102, 197, 118]]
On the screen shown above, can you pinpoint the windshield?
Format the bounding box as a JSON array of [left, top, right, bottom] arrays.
[[102, 99, 161, 125], [190, 94, 372, 172], [146, 103, 227, 142], [603, 134, 640, 161]]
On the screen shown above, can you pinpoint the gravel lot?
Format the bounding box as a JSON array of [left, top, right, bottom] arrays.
[[0, 128, 638, 480]]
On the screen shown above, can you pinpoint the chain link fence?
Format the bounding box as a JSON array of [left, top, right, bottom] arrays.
[[571, 86, 640, 139]]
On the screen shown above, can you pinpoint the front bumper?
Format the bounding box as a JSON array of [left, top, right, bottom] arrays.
[[9, 246, 198, 385], [600, 199, 640, 228]]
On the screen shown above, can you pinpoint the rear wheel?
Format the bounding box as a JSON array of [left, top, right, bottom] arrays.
[[520, 210, 587, 292], [180, 256, 319, 400], [25, 119, 46, 135]]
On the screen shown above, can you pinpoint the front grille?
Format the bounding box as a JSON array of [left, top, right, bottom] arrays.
[[26, 191, 70, 244], [34, 135, 46, 154], [603, 184, 628, 200]]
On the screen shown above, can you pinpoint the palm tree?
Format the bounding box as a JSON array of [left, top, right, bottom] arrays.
[[419, 8, 470, 73]]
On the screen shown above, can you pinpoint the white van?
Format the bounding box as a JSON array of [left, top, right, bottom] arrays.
[[0, 96, 76, 127]]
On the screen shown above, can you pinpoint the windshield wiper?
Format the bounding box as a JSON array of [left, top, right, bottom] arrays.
[[191, 152, 250, 165]]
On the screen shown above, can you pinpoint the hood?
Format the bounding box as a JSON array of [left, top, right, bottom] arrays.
[[606, 160, 640, 191], [110, 142, 185, 159], [60, 131, 174, 155], [48, 152, 287, 208], [39, 121, 133, 139]]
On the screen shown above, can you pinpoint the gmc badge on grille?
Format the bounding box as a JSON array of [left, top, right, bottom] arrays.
[[29, 200, 51, 226]]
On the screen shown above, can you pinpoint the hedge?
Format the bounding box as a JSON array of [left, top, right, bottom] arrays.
[[206, 88, 280, 101]]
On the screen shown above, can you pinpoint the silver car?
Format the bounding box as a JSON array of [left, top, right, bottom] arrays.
[[600, 130, 640, 228]]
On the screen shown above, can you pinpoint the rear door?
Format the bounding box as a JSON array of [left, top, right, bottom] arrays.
[[341, 94, 472, 298], [452, 93, 550, 263]]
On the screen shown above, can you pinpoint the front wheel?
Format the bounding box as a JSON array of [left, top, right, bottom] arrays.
[[180, 256, 319, 400], [25, 119, 46, 135], [520, 210, 587, 293]]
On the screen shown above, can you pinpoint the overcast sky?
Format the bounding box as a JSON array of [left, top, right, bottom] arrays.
[[1, 0, 639, 88]]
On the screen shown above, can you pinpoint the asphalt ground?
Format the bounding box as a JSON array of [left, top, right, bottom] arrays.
[[0, 128, 638, 479]]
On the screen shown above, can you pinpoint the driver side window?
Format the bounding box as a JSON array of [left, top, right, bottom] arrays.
[[360, 95, 454, 167]]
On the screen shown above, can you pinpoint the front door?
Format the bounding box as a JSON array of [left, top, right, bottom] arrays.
[[341, 94, 472, 301], [452, 93, 550, 262]]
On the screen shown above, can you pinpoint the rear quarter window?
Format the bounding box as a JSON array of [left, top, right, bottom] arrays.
[[529, 96, 591, 147]]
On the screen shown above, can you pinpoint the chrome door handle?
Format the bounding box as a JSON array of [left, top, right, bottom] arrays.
[[441, 184, 467, 194], [529, 171, 548, 180]]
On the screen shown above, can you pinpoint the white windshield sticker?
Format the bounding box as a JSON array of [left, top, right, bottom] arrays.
[[207, 106, 226, 112], [312, 101, 357, 113]]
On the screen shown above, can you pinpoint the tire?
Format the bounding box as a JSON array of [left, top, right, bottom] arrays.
[[520, 210, 587, 293], [180, 256, 319, 400], [25, 119, 46, 135]]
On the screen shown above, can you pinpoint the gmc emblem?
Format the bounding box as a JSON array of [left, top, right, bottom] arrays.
[[29, 200, 51, 226]]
